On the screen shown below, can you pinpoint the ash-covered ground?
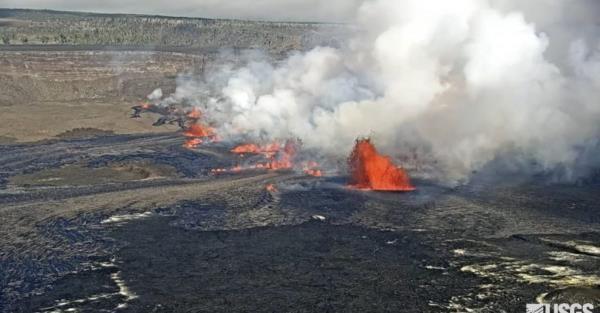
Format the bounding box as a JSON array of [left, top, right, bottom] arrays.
[[1, 132, 599, 313], [1, 9, 600, 313]]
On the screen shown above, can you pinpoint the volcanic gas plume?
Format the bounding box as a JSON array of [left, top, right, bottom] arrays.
[[153, 0, 600, 184], [348, 139, 415, 191]]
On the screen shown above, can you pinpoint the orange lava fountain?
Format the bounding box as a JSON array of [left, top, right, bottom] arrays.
[[348, 139, 415, 191]]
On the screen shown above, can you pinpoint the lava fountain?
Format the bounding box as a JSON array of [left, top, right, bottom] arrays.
[[348, 138, 415, 191]]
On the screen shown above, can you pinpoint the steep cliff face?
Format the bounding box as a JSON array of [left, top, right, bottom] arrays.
[[0, 50, 203, 141], [0, 50, 201, 103]]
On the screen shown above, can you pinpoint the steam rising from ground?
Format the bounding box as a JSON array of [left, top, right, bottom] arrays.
[[161, 0, 600, 183]]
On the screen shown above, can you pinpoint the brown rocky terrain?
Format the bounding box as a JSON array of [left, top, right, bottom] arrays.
[[0, 49, 205, 141]]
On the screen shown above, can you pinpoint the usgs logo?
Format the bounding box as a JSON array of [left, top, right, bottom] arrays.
[[526, 303, 594, 313]]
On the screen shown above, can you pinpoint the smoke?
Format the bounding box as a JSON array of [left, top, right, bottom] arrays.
[[167, 0, 600, 183], [147, 88, 163, 102]]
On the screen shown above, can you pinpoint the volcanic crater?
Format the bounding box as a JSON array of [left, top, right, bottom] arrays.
[[1, 8, 599, 313]]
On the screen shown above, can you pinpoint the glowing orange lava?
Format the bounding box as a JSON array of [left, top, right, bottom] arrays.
[[304, 168, 323, 177], [184, 124, 215, 138], [302, 161, 323, 176], [231, 142, 280, 157], [182, 117, 216, 149], [214, 139, 302, 174], [264, 139, 296, 170], [183, 138, 203, 149], [231, 143, 262, 154], [348, 139, 415, 191]]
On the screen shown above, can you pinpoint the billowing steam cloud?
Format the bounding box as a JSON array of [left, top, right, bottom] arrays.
[[162, 0, 600, 183]]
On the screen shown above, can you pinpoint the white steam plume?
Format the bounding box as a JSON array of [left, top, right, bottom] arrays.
[[170, 0, 600, 183]]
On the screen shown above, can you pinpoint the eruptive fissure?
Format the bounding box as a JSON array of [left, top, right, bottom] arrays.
[[131, 101, 218, 149], [302, 161, 323, 177], [183, 123, 217, 148], [348, 139, 415, 191], [131, 0, 600, 186], [230, 143, 281, 158], [212, 139, 309, 174], [131, 99, 420, 187], [181, 108, 218, 149]]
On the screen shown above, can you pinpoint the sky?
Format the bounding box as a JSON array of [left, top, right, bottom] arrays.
[[0, 0, 363, 22]]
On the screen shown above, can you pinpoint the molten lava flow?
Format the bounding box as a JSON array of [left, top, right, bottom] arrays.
[[184, 124, 215, 138], [262, 142, 281, 156], [348, 139, 415, 191], [231, 142, 280, 157], [230, 140, 295, 170], [304, 168, 323, 177], [182, 123, 216, 149], [231, 143, 262, 154], [132, 98, 217, 150], [183, 138, 203, 149], [214, 139, 302, 174], [214, 139, 322, 177], [302, 161, 323, 177], [265, 139, 296, 170]]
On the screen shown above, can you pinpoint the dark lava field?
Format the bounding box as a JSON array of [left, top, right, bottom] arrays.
[[0, 133, 599, 313]]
